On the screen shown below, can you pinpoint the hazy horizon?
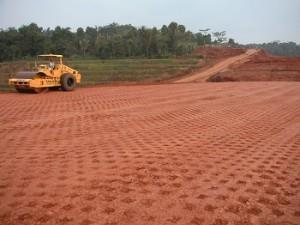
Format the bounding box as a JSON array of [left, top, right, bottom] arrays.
[[1, 0, 299, 44]]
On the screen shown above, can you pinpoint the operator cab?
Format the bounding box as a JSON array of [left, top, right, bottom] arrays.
[[36, 54, 63, 70]]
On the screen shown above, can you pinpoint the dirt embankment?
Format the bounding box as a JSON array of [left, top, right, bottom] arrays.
[[176, 46, 300, 83], [175, 48, 258, 83], [193, 46, 246, 60], [209, 50, 300, 82]]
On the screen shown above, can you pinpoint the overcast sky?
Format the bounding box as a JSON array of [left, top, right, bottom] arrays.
[[0, 0, 299, 44]]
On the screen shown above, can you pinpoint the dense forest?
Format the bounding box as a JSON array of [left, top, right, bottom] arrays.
[[0, 22, 299, 62], [0, 22, 214, 61]]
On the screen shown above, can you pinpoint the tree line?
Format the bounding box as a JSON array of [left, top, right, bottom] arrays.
[[0, 22, 215, 61], [1, 22, 299, 62]]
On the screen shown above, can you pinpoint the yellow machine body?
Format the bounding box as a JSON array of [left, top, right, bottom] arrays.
[[8, 54, 81, 93]]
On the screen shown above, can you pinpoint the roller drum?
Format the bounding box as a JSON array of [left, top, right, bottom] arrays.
[[15, 72, 37, 79]]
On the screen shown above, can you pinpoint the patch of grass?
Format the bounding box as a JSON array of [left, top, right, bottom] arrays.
[[0, 58, 200, 92]]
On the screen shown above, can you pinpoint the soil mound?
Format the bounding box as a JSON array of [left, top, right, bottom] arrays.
[[193, 46, 246, 60], [176, 48, 258, 83], [208, 50, 300, 82]]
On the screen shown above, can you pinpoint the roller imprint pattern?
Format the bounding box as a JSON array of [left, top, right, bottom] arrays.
[[0, 82, 299, 225]]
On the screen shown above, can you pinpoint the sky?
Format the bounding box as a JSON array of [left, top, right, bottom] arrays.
[[0, 0, 299, 44]]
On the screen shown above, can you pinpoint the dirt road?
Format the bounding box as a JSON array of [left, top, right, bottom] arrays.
[[0, 82, 300, 225], [176, 49, 259, 83]]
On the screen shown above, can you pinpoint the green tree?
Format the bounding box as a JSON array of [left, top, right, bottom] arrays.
[[0, 28, 21, 60], [213, 31, 227, 44], [85, 26, 98, 56], [228, 38, 237, 47], [167, 22, 179, 53], [139, 26, 152, 57], [18, 23, 45, 57], [51, 26, 75, 56]]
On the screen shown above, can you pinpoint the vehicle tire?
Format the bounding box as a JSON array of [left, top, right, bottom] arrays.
[[61, 74, 76, 91]]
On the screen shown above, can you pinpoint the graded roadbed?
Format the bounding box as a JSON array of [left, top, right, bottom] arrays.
[[0, 82, 299, 225]]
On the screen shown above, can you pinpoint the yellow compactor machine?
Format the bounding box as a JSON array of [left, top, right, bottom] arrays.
[[9, 54, 81, 93]]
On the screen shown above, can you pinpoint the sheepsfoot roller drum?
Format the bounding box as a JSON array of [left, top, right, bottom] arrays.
[[8, 54, 81, 93]]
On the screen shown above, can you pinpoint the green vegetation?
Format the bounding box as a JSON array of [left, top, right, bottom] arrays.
[[0, 22, 213, 62], [0, 57, 200, 92], [1, 21, 299, 63], [0, 22, 212, 92], [69, 58, 200, 85], [2, 22, 298, 92]]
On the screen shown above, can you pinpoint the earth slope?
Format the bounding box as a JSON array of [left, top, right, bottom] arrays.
[[176, 47, 300, 82]]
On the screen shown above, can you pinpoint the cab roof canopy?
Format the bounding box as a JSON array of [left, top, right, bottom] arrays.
[[38, 54, 63, 58]]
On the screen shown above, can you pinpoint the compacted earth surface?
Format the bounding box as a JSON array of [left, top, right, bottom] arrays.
[[0, 82, 299, 225]]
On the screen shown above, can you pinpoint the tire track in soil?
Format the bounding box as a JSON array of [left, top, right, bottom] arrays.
[[0, 82, 299, 225]]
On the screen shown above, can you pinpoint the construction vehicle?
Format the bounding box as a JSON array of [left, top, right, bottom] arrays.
[[8, 54, 81, 93]]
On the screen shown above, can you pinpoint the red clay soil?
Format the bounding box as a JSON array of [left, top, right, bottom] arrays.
[[171, 47, 247, 83], [0, 82, 300, 225], [193, 46, 246, 60], [208, 50, 300, 82], [176, 49, 259, 83]]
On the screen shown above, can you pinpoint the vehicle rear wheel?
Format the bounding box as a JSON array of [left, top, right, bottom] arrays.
[[61, 74, 76, 91]]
